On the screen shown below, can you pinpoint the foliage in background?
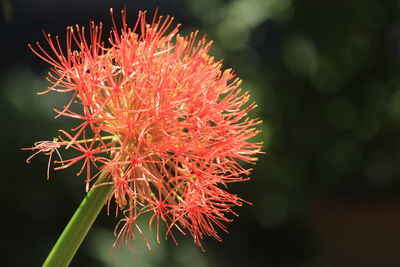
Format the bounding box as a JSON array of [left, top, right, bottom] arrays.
[[1, 0, 400, 266]]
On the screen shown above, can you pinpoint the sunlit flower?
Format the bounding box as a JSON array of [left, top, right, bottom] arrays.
[[24, 9, 263, 251]]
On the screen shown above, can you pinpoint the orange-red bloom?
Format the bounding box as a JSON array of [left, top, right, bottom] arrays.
[[25, 9, 263, 251]]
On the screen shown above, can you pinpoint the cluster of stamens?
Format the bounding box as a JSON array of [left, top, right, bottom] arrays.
[[24, 9, 263, 251]]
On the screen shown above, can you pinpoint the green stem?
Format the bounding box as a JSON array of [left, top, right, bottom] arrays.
[[43, 179, 114, 267]]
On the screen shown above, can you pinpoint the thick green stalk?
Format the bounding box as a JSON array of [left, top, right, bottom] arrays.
[[43, 180, 114, 267]]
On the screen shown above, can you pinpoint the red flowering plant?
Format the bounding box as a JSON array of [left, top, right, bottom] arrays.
[[24, 8, 262, 266]]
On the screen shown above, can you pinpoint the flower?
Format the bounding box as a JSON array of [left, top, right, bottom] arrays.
[[24, 8, 263, 251]]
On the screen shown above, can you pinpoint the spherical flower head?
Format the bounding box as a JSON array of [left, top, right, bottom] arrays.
[[24, 9, 263, 251]]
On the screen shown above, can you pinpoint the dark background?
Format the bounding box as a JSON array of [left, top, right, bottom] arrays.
[[2, 0, 400, 266]]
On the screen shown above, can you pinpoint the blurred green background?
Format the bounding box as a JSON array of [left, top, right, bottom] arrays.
[[2, 0, 400, 266]]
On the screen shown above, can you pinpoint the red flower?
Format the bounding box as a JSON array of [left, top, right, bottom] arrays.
[[24, 9, 263, 251]]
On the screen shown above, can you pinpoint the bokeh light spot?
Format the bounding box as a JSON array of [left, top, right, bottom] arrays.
[[216, 0, 292, 49], [283, 35, 319, 77]]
